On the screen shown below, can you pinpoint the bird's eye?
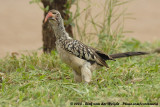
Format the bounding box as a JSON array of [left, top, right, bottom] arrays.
[[53, 12, 56, 14]]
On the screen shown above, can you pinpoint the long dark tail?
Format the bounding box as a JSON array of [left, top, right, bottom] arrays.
[[109, 48, 160, 59]]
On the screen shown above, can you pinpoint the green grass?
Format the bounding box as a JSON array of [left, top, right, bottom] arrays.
[[0, 39, 159, 106]]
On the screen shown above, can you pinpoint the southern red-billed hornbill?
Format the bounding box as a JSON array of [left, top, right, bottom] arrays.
[[44, 9, 160, 83]]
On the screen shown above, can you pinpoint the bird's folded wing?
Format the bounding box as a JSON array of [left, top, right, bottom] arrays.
[[60, 39, 112, 68]]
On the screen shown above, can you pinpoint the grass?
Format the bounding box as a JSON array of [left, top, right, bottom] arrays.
[[0, 39, 159, 106]]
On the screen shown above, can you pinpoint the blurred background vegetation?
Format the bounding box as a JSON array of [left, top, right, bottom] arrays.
[[30, 0, 132, 54], [0, 0, 159, 57]]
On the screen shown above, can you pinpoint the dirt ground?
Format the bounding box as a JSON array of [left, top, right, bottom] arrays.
[[0, 0, 160, 58]]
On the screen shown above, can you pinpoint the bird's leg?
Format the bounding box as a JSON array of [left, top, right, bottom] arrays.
[[73, 70, 82, 82], [81, 62, 92, 83]]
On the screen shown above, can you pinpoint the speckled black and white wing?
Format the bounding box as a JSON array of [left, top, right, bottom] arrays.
[[58, 39, 113, 68]]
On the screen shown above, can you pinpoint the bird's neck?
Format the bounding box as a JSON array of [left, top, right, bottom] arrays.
[[52, 20, 71, 40]]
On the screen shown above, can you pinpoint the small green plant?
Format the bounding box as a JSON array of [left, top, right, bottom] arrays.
[[72, 0, 132, 54]]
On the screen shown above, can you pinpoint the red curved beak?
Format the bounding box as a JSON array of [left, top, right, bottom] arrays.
[[44, 12, 53, 23]]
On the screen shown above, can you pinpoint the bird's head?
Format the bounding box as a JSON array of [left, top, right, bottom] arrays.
[[44, 9, 62, 25]]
